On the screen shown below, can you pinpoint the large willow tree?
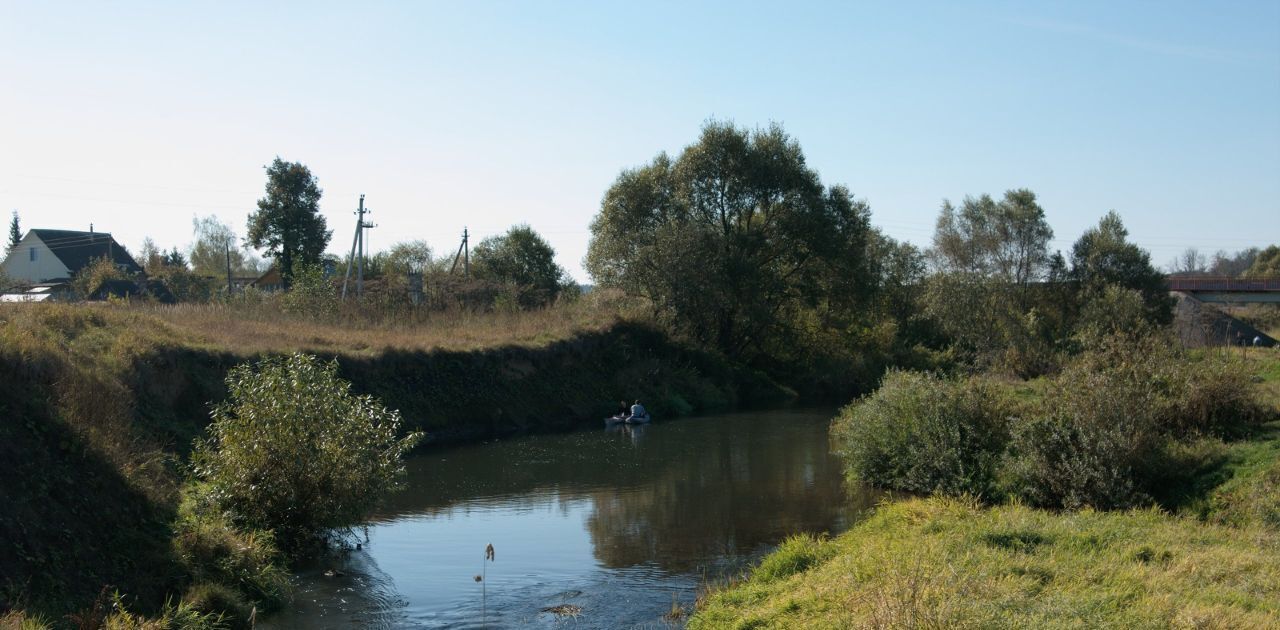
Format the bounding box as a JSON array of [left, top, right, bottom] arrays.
[[586, 121, 873, 361]]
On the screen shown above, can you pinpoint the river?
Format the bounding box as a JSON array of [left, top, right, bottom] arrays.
[[263, 408, 876, 629]]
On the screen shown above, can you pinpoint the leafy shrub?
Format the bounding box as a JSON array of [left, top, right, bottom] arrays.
[[1166, 356, 1269, 437], [1073, 285, 1153, 341], [279, 263, 337, 317], [831, 371, 1013, 498], [151, 266, 215, 303], [1069, 332, 1267, 438], [1004, 332, 1269, 509], [192, 353, 423, 552], [1002, 374, 1165, 509]]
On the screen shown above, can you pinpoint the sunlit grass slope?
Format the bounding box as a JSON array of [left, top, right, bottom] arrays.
[[690, 498, 1280, 629]]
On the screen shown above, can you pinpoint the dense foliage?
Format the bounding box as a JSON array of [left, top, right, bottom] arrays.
[[192, 353, 422, 551], [1005, 334, 1268, 509], [922, 196, 1173, 375], [472, 224, 572, 307], [1069, 211, 1172, 326], [70, 256, 134, 298], [246, 158, 331, 288], [1245, 245, 1280, 277], [835, 332, 1269, 510], [923, 190, 1063, 375], [586, 121, 876, 364], [831, 371, 1013, 498]]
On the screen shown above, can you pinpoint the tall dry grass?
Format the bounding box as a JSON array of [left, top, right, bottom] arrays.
[[133, 289, 641, 356]]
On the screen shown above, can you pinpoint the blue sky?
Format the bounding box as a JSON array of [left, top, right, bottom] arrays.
[[1, 1, 1277, 280]]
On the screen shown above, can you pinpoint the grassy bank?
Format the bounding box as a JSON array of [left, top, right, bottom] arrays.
[[690, 497, 1280, 629], [690, 350, 1280, 628], [0, 301, 787, 623]]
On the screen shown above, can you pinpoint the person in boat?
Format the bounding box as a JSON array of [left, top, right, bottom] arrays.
[[615, 400, 630, 419], [629, 400, 647, 421]]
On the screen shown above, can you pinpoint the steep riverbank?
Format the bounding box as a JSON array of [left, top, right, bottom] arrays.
[[0, 303, 790, 622]]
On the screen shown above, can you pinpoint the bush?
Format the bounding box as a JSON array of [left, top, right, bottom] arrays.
[[831, 371, 1013, 498], [1167, 355, 1269, 437], [192, 353, 423, 552], [1069, 332, 1266, 438], [279, 263, 337, 317], [1002, 373, 1165, 509], [1004, 333, 1269, 509]]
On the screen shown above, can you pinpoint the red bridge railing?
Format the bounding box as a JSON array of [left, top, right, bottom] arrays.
[[1166, 276, 1280, 292]]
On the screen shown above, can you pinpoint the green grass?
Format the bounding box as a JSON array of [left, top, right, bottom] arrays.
[[692, 351, 1280, 629], [1187, 352, 1280, 530], [691, 498, 1280, 629]]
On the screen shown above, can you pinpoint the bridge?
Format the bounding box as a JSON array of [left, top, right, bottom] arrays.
[[1167, 276, 1280, 304]]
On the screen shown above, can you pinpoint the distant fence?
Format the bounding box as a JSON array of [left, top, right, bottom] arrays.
[[1167, 276, 1280, 292]]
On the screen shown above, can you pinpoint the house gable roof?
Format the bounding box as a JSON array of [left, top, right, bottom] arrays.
[[29, 229, 144, 276]]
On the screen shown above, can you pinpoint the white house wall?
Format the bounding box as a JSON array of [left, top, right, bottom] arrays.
[[1, 233, 72, 283]]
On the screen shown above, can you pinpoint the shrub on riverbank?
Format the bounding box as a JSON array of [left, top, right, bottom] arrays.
[[1003, 334, 1270, 509], [831, 371, 1013, 498], [832, 333, 1271, 510], [689, 498, 1280, 628], [192, 353, 424, 553]]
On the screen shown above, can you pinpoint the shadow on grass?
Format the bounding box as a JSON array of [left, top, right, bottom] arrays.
[[1151, 421, 1280, 513], [0, 360, 183, 621]]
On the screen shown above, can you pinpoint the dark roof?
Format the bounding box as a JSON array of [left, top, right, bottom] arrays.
[[30, 229, 143, 276]]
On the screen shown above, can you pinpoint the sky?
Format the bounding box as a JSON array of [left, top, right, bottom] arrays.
[[1, 1, 1277, 281]]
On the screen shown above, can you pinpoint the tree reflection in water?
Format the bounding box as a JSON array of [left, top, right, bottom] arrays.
[[586, 414, 880, 572], [378, 409, 879, 574]]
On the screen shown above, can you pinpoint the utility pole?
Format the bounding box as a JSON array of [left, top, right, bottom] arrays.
[[357, 208, 375, 298], [449, 227, 470, 278], [225, 240, 233, 296], [342, 195, 366, 300]]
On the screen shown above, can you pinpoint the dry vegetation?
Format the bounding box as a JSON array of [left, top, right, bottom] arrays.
[[132, 290, 637, 356]]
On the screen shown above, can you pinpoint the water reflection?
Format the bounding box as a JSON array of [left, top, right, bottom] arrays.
[[587, 414, 875, 572], [267, 409, 877, 629]]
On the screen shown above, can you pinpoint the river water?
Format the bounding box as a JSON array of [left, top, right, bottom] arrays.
[[263, 409, 877, 629]]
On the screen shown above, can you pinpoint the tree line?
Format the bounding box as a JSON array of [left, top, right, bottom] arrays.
[[584, 121, 1275, 387], [50, 157, 575, 308]]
